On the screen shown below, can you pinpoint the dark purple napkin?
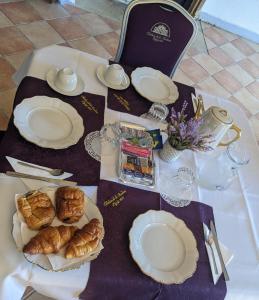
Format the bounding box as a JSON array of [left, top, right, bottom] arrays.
[[81, 180, 227, 300], [107, 64, 195, 120], [0, 76, 105, 186]]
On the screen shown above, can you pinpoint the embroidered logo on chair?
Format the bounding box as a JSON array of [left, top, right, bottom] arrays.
[[147, 22, 172, 43]]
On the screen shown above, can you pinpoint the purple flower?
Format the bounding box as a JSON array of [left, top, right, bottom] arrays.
[[167, 101, 212, 152]]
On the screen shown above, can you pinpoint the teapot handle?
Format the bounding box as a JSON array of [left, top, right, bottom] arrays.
[[194, 95, 205, 119], [218, 124, 241, 146]]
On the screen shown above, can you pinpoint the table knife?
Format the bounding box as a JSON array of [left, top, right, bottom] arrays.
[[210, 220, 230, 281], [6, 171, 77, 186]]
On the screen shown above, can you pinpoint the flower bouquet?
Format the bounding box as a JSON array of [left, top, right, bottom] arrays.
[[159, 101, 212, 163]]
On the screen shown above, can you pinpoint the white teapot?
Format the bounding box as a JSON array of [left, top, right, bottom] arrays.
[[194, 96, 241, 149]]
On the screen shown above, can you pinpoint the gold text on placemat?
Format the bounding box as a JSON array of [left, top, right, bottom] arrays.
[[81, 95, 98, 114], [113, 93, 130, 111], [104, 190, 127, 207]]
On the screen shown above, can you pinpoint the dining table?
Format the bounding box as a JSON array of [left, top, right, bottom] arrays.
[[0, 44, 259, 300]]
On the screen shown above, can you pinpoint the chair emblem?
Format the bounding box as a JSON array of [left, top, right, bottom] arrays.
[[147, 22, 172, 43]]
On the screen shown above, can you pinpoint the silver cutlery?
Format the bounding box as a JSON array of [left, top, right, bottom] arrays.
[[210, 220, 230, 281], [203, 223, 218, 274], [17, 161, 64, 176], [6, 171, 77, 186]]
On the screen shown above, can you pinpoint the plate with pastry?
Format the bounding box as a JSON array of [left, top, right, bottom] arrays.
[[12, 186, 104, 271]]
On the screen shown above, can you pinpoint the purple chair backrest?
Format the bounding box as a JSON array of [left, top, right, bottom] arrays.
[[115, 0, 197, 77]]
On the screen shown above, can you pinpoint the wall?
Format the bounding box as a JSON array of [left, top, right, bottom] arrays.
[[199, 0, 259, 43]]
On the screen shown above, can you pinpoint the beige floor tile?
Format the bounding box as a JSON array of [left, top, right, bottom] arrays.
[[193, 53, 223, 75], [220, 43, 245, 62], [26, 0, 69, 20], [48, 17, 89, 41], [229, 95, 252, 118], [204, 37, 216, 50], [226, 64, 254, 87], [0, 2, 42, 25], [249, 53, 259, 67], [63, 4, 88, 15], [247, 81, 259, 99], [77, 13, 113, 36], [0, 10, 13, 28], [249, 115, 259, 141], [239, 59, 259, 79], [209, 47, 234, 67], [172, 68, 194, 86], [204, 26, 228, 46], [214, 69, 242, 93], [100, 16, 121, 31], [0, 87, 16, 116], [201, 21, 211, 30], [214, 27, 238, 42], [179, 58, 209, 83], [245, 39, 259, 52], [197, 76, 231, 98], [4, 49, 31, 70], [18, 21, 64, 48], [95, 31, 119, 58], [68, 37, 111, 59], [231, 38, 255, 56], [0, 57, 16, 91], [234, 88, 259, 115], [0, 26, 33, 55]]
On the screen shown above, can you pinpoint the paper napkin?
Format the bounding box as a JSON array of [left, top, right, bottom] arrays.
[[6, 156, 73, 190], [203, 223, 233, 284]]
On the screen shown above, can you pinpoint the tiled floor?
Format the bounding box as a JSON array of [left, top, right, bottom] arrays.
[[0, 0, 259, 145]]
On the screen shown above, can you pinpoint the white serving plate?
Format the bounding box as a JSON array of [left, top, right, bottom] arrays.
[[131, 67, 179, 105], [46, 68, 85, 96], [13, 96, 84, 149], [129, 210, 199, 284], [12, 186, 104, 272]]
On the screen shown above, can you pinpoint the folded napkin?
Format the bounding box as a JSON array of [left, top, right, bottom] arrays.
[[203, 223, 233, 285], [6, 156, 73, 190]]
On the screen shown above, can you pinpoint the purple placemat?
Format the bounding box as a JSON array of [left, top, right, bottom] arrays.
[[81, 180, 227, 300], [0, 76, 105, 186], [107, 64, 195, 120]]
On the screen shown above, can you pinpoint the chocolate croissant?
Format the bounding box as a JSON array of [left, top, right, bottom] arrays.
[[18, 191, 55, 230], [55, 187, 85, 224], [23, 225, 77, 255], [65, 218, 103, 258]]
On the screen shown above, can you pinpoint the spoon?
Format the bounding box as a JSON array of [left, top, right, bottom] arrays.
[[17, 161, 64, 176], [204, 226, 218, 274]]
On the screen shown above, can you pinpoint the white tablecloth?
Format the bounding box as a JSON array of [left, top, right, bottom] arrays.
[[0, 45, 258, 299]]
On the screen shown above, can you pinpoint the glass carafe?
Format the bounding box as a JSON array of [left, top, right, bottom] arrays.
[[197, 141, 250, 191]]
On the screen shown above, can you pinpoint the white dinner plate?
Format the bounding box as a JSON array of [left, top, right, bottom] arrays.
[[46, 68, 85, 96], [12, 186, 104, 272], [13, 96, 84, 149], [131, 67, 179, 104], [96, 64, 130, 90], [129, 210, 199, 284]]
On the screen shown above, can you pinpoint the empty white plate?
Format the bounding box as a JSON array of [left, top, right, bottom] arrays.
[[129, 210, 199, 284], [13, 96, 84, 149], [131, 67, 179, 105], [46, 68, 85, 96]]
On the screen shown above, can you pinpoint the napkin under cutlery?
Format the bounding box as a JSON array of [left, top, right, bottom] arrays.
[[203, 223, 233, 284], [6, 156, 73, 190]]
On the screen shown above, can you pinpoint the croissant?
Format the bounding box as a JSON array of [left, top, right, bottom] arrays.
[[23, 225, 77, 255], [65, 218, 103, 258], [56, 187, 84, 224], [18, 191, 55, 230]]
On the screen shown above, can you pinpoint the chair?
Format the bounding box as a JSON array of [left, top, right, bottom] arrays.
[[115, 0, 198, 78]]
